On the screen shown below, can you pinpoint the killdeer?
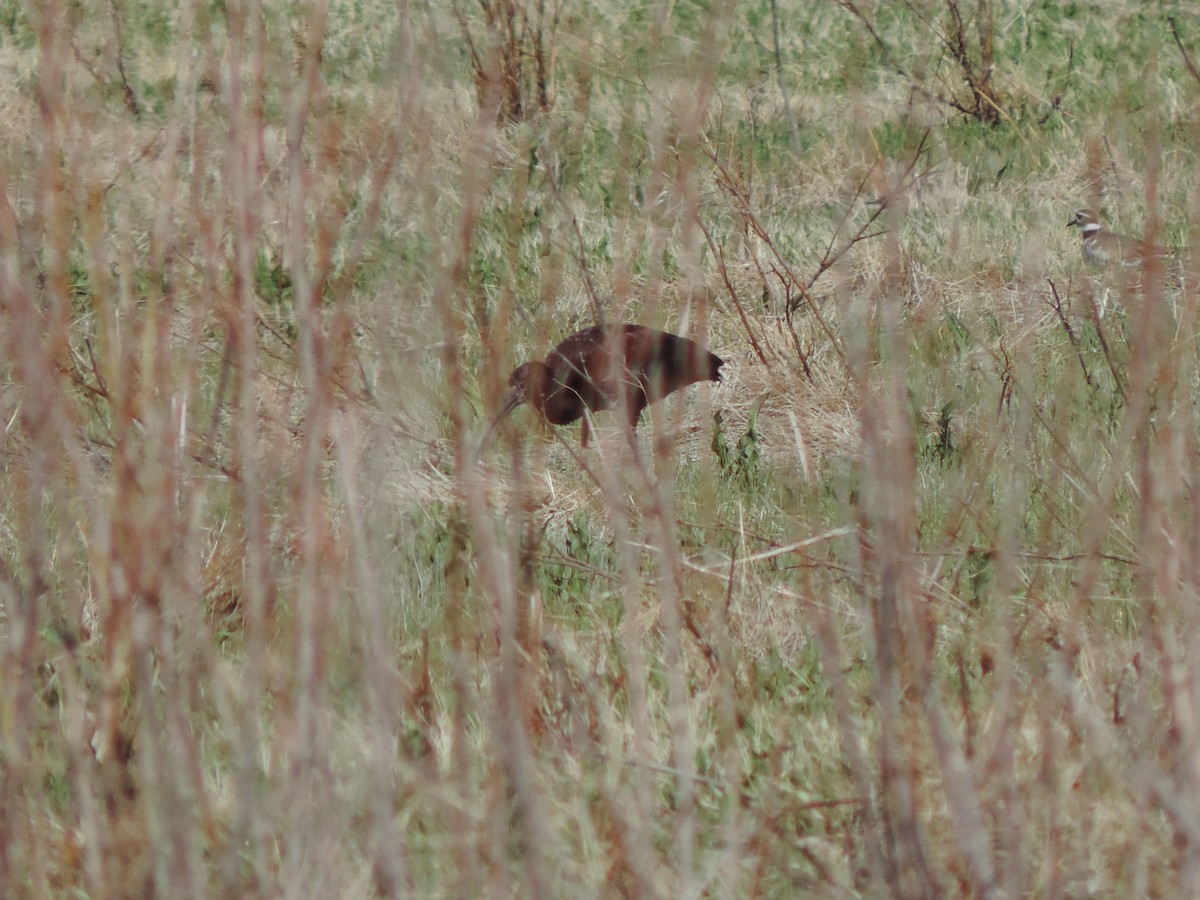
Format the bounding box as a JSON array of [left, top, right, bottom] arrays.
[[1066, 208, 1157, 267]]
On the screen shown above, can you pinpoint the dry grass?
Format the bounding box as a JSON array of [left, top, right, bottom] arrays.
[[3, 0, 1200, 896]]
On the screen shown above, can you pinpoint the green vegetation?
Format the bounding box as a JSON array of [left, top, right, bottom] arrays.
[[2, 0, 1200, 895]]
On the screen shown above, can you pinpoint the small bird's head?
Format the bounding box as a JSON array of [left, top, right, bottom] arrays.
[[1067, 209, 1099, 232]]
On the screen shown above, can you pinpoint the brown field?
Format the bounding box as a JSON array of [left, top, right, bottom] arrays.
[[2, 0, 1200, 896]]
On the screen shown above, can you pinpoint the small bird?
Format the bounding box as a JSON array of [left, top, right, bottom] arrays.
[[1066, 208, 1158, 267], [482, 324, 724, 450]]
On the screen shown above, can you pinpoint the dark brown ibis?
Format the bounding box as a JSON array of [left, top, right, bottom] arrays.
[[482, 324, 724, 450]]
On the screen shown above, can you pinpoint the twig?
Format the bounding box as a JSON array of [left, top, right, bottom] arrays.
[[768, 0, 802, 153], [1083, 286, 1127, 404], [1169, 17, 1200, 87], [1045, 278, 1092, 389], [109, 0, 143, 118], [697, 217, 771, 367], [834, 0, 909, 79], [702, 137, 847, 363]]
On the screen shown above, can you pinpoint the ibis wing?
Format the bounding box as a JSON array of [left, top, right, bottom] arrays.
[[627, 328, 723, 403], [541, 337, 616, 425]]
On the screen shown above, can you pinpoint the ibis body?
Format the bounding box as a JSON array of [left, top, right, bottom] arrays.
[[487, 324, 724, 448]]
